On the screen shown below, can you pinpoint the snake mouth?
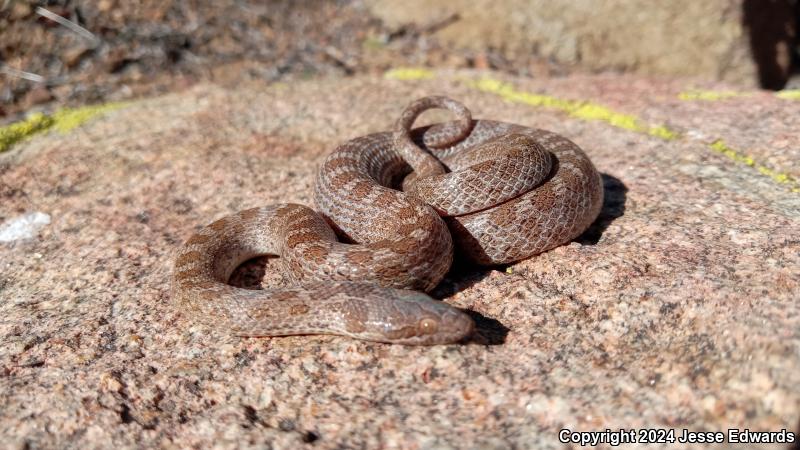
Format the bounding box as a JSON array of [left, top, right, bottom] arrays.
[[449, 309, 476, 343]]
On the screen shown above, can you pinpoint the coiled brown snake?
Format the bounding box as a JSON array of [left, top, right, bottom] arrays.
[[172, 96, 603, 345]]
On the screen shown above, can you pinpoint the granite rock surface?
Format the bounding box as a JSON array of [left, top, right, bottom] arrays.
[[0, 70, 798, 449]]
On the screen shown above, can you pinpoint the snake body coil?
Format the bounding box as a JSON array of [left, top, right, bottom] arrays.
[[172, 96, 603, 345]]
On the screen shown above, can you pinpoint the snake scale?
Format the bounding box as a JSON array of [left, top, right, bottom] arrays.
[[172, 96, 603, 345]]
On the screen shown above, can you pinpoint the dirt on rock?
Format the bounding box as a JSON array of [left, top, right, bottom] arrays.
[[0, 0, 567, 124]]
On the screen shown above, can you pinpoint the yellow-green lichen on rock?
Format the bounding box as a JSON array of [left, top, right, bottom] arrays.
[[0, 113, 54, 154], [678, 90, 746, 101], [466, 76, 681, 140], [384, 67, 435, 81], [709, 139, 800, 192], [0, 102, 125, 153], [776, 89, 800, 100]]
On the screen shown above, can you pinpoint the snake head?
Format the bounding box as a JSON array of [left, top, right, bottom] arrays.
[[356, 290, 475, 345]]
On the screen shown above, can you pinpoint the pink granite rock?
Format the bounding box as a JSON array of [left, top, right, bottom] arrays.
[[0, 70, 798, 449]]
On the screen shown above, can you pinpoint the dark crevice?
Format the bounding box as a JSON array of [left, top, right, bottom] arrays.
[[742, 0, 798, 89], [794, 0, 800, 78], [302, 430, 320, 443], [119, 403, 134, 424]]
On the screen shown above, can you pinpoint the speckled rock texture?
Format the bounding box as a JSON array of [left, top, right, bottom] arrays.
[[1, 70, 798, 449]]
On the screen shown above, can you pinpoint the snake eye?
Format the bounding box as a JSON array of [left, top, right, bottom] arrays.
[[418, 318, 438, 335]]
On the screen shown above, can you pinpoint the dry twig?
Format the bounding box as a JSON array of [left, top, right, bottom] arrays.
[[35, 7, 100, 46]]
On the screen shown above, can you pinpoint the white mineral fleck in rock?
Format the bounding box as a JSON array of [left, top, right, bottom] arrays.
[[0, 212, 51, 242]]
